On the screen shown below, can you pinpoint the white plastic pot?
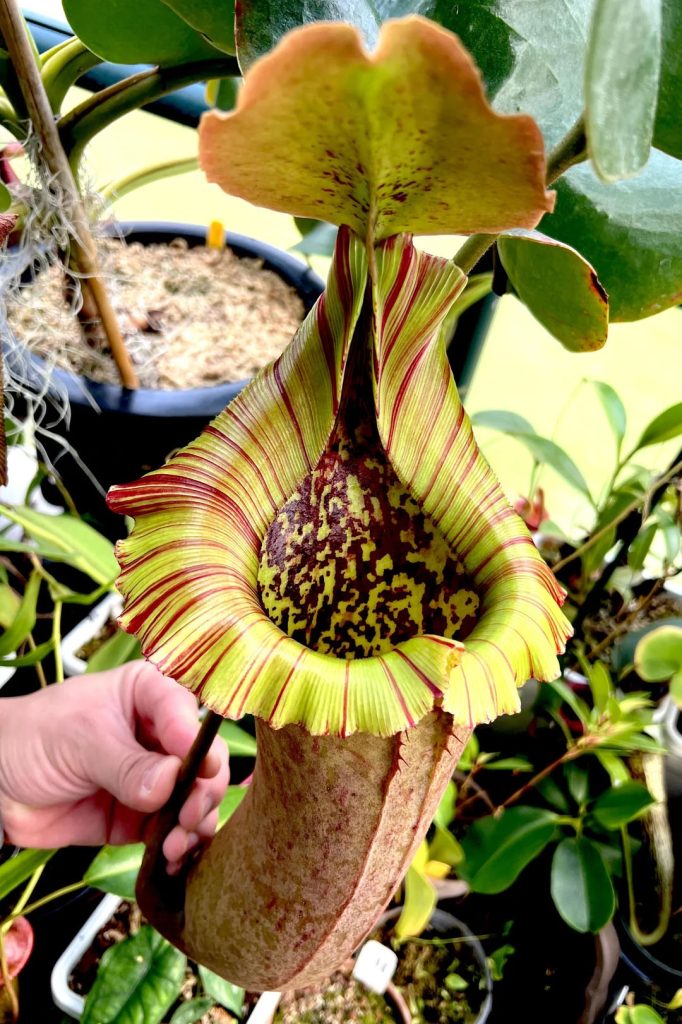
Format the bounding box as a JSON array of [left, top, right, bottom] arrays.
[[60, 592, 123, 677], [50, 893, 282, 1021]]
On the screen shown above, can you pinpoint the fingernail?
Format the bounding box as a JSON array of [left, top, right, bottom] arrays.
[[142, 760, 163, 794], [186, 832, 200, 852], [203, 795, 214, 819]]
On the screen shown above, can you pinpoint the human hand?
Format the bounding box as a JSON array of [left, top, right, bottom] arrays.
[[0, 663, 229, 873]]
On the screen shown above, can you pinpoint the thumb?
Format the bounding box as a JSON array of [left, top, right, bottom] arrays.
[[101, 744, 181, 813]]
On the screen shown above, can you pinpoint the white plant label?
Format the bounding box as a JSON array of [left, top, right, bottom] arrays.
[[352, 939, 398, 994]]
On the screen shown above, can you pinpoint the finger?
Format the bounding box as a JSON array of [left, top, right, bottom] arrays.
[[128, 663, 201, 760], [178, 749, 229, 831]]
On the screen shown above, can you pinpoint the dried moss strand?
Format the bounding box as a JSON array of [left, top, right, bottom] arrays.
[[0, 0, 139, 389]]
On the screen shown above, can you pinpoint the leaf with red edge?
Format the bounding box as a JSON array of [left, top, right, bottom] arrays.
[[497, 229, 609, 352], [200, 17, 554, 244]]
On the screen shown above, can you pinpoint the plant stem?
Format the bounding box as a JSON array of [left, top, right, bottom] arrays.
[[2, 879, 86, 928], [52, 600, 63, 682], [495, 748, 581, 813], [59, 56, 238, 172], [0, 0, 139, 389], [26, 633, 48, 687], [452, 115, 587, 275], [101, 156, 199, 204]]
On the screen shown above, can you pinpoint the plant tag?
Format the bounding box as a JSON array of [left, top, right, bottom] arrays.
[[352, 940, 398, 994]]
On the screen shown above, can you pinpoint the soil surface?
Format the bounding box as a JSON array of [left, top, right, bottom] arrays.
[[75, 616, 118, 663], [8, 238, 306, 389], [274, 972, 398, 1024]]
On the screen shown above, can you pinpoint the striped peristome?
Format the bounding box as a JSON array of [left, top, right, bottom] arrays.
[[109, 226, 572, 739]]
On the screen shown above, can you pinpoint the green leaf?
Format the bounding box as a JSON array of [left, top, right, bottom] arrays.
[[565, 762, 590, 808], [170, 999, 215, 1024], [628, 522, 658, 572], [217, 785, 248, 828], [537, 775, 571, 814], [546, 678, 591, 726], [512, 436, 592, 500], [0, 582, 20, 630], [161, 0, 236, 54], [545, 158, 682, 322], [0, 638, 54, 668], [634, 625, 682, 683], [588, 661, 612, 714], [634, 401, 682, 451], [471, 410, 535, 435], [0, 181, 11, 213], [591, 381, 627, 448], [459, 806, 558, 894], [429, 824, 463, 868], [87, 630, 141, 674], [0, 571, 40, 657], [596, 751, 631, 787], [585, 0, 661, 182], [82, 925, 187, 1024], [0, 848, 56, 901], [497, 230, 608, 352], [394, 865, 437, 940], [198, 965, 244, 1015], [63, 0, 224, 65], [0, 506, 118, 585], [84, 843, 144, 900], [550, 836, 615, 932], [433, 780, 456, 829], [485, 757, 532, 772], [616, 1006, 666, 1024], [591, 781, 656, 829], [235, 0, 380, 69], [218, 720, 257, 758], [291, 222, 338, 258], [654, 0, 682, 159]]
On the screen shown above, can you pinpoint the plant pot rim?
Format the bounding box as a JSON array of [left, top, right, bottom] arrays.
[[13, 221, 325, 419], [1, 916, 34, 983], [60, 591, 123, 678]]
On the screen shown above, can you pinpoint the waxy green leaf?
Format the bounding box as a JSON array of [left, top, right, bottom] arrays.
[[592, 381, 627, 448], [236, 0, 380, 69], [170, 998, 214, 1024], [655, 0, 682, 158], [87, 630, 142, 673], [591, 780, 656, 829], [460, 806, 558, 894], [81, 926, 187, 1024], [198, 965, 244, 1015], [0, 570, 39, 657], [550, 836, 615, 932], [0, 506, 118, 585], [497, 230, 608, 351], [84, 843, 144, 899], [200, 18, 553, 243], [218, 720, 258, 757], [635, 625, 682, 703], [544, 158, 682, 321], [634, 401, 682, 450], [0, 848, 56, 901], [63, 0, 224, 65], [585, 0, 662, 182], [395, 863, 437, 939], [162, 0, 236, 54]]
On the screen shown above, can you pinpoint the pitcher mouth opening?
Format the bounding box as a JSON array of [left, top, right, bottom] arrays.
[[258, 343, 480, 660]]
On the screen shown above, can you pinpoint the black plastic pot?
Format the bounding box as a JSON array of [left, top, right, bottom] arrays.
[[16, 222, 324, 538], [614, 914, 682, 1007]]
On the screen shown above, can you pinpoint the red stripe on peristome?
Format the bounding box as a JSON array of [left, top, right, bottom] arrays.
[[394, 649, 444, 696], [315, 300, 340, 413], [235, 634, 288, 718], [407, 382, 464, 496], [379, 657, 415, 728], [272, 360, 312, 472], [269, 646, 306, 720], [205, 426, 280, 512]]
